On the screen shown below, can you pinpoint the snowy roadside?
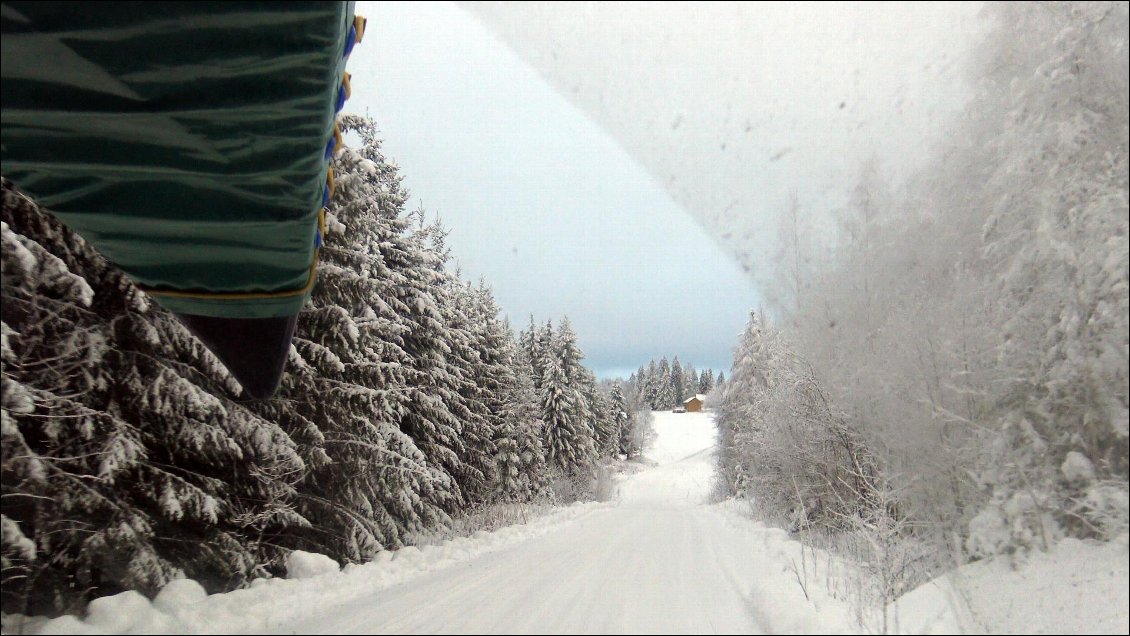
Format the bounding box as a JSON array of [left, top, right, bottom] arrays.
[[710, 497, 1130, 635], [700, 499, 864, 634], [1, 502, 610, 635], [891, 533, 1129, 635]]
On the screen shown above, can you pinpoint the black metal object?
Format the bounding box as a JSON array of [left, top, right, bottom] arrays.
[[175, 313, 297, 399]]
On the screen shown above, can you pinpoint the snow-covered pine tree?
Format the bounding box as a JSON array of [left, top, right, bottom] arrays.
[[699, 369, 714, 394], [518, 315, 544, 391], [655, 357, 674, 410], [555, 318, 584, 384], [536, 320, 555, 384], [609, 385, 634, 458], [715, 313, 765, 496], [2, 181, 307, 613], [625, 371, 644, 415], [507, 346, 550, 498], [491, 331, 532, 501], [540, 342, 596, 476], [474, 287, 522, 498], [684, 365, 699, 401], [372, 208, 471, 519], [442, 275, 526, 505], [580, 369, 617, 459], [670, 357, 686, 407], [555, 319, 608, 459], [421, 254, 494, 507], [260, 115, 450, 563], [641, 360, 659, 409]]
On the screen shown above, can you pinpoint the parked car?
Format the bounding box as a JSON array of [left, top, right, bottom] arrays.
[[672, 407, 686, 413]]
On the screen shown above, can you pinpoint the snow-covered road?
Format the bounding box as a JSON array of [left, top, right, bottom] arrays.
[[13, 411, 1126, 635], [275, 412, 766, 635], [15, 410, 851, 636]]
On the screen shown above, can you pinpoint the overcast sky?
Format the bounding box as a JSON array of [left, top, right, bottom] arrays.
[[349, 1, 760, 378], [348, 1, 985, 378]]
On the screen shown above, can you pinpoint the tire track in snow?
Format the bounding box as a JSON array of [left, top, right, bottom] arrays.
[[275, 412, 770, 634]]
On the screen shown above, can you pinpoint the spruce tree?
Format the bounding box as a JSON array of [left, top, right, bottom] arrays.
[[540, 353, 595, 474], [262, 115, 449, 562], [671, 357, 686, 406], [555, 318, 584, 383], [684, 365, 699, 400], [610, 385, 633, 457], [497, 343, 548, 500], [700, 369, 715, 394], [518, 315, 544, 390], [655, 357, 674, 409], [2, 182, 307, 613], [643, 360, 661, 409], [581, 370, 617, 458]]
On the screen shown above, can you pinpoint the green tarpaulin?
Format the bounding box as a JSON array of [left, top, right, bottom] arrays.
[[1, 1, 357, 318]]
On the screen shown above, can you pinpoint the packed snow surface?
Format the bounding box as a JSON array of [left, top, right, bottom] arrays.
[[275, 412, 786, 634], [5, 412, 1126, 635]]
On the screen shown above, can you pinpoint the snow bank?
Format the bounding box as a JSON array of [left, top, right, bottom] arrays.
[[706, 499, 1130, 635], [891, 535, 1130, 634], [2, 502, 608, 635], [285, 551, 339, 580], [705, 500, 862, 635]]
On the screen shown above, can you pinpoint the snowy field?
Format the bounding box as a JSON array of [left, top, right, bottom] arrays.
[[5, 411, 1126, 635]]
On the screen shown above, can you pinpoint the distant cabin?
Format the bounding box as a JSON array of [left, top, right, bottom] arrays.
[[684, 394, 705, 412]]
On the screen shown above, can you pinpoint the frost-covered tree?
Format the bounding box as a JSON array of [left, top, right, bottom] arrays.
[[716, 314, 767, 494], [582, 372, 617, 458], [515, 314, 612, 495], [2, 182, 307, 613], [964, 1, 1129, 553], [670, 357, 686, 407], [553, 321, 614, 460], [448, 279, 529, 504], [746, 2, 1128, 560], [536, 320, 555, 385], [518, 315, 545, 391], [609, 385, 636, 458], [497, 345, 549, 500], [555, 318, 584, 384], [684, 365, 699, 401], [425, 263, 496, 508], [699, 368, 714, 394], [540, 352, 595, 474], [716, 312, 876, 530], [259, 115, 449, 563], [654, 357, 674, 409], [641, 360, 659, 409], [2, 109, 593, 615]]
